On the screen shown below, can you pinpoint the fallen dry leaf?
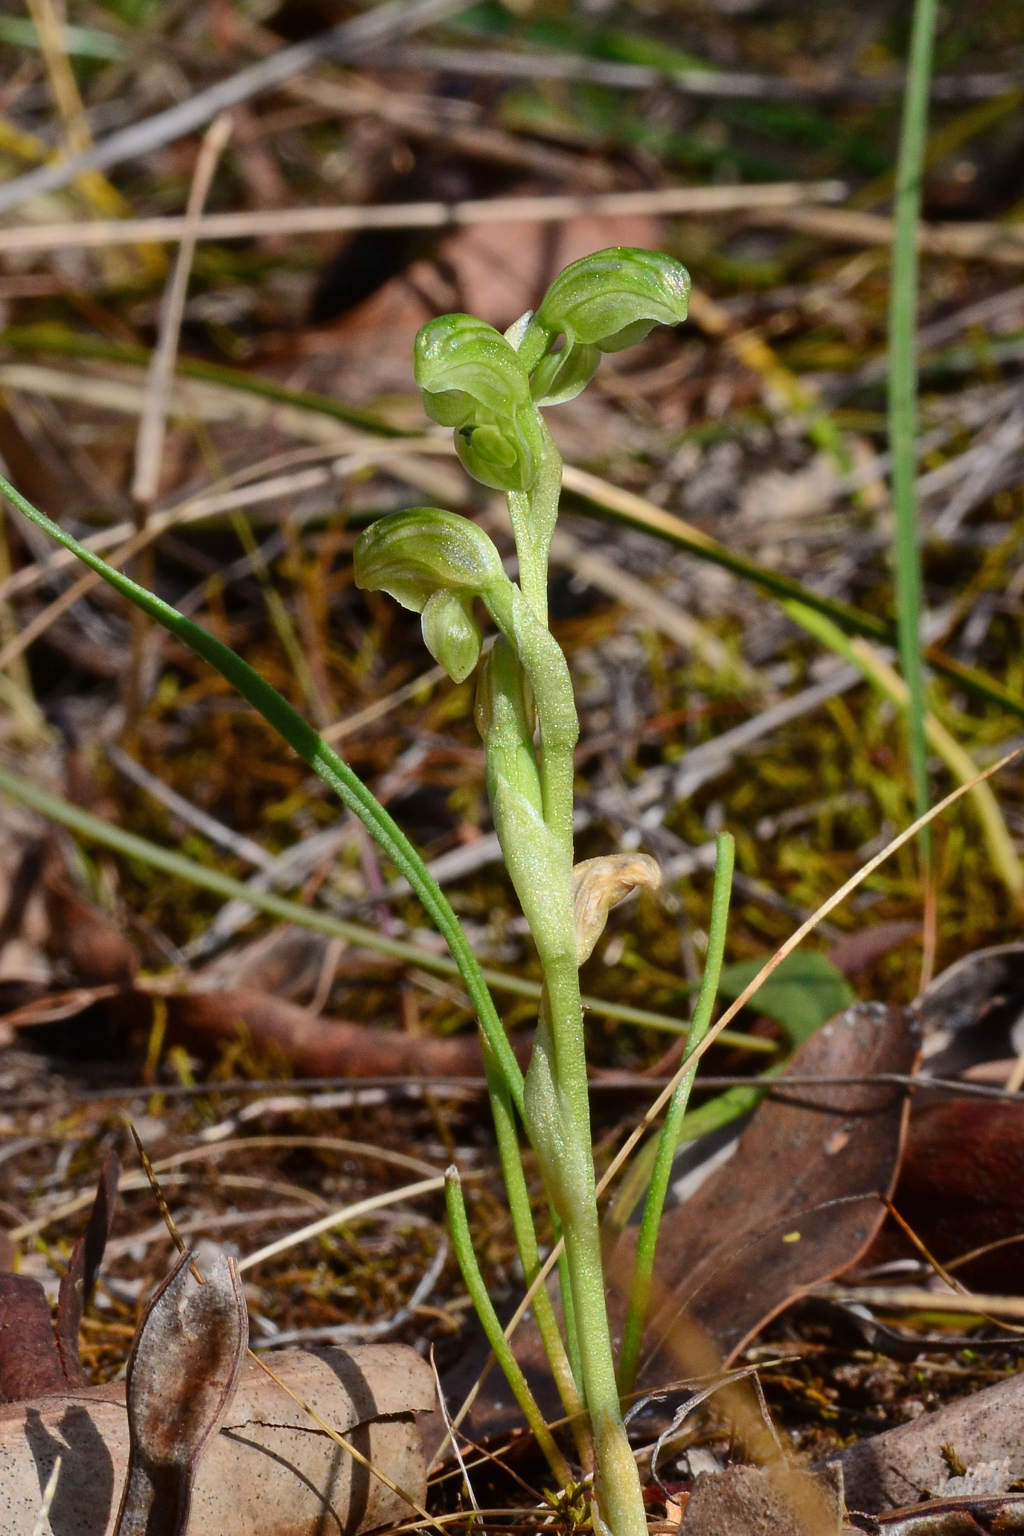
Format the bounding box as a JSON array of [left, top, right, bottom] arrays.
[[828, 1367, 1024, 1514], [1, 1151, 123, 1400], [0, 1344, 433, 1535], [0, 1272, 69, 1400], [608, 1002, 921, 1382], [869, 1097, 1024, 1291], [57, 1150, 121, 1388]]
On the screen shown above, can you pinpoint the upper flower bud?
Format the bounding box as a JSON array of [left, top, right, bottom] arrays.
[[534, 248, 691, 355], [414, 314, 544, 492], [354, 507, 505, 615]]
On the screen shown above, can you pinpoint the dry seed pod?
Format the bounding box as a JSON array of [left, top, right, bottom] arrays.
[[572, 853, 661, 965], [113, 1249, 247, 1536]]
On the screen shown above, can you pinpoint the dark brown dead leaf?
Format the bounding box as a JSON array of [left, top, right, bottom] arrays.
[[829, 1367, 1024, 1514], [680, 1463, 844, 1536], [57, 1150, 121, 1388], [861, 1097, 1024, 1292], [608, 1003, 921, 1383], [0, 1273, 68, 1400], [164, 986, 509, 1077], [42, 870, 139, 988], [114, 1247, 248, 1536], [827, 922, 921, 978]]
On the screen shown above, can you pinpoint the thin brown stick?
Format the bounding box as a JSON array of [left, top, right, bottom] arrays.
[[0, 180, 847, 254], [131, 113, 233, 509]]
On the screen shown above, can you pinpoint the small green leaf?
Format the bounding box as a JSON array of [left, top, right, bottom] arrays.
[[716, 951, 855, 1047]]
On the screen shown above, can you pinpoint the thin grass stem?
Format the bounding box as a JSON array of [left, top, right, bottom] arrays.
[[889, 0, 939, 884], [444, 1166, 571, 1484], [616, 833, 734, 1399]]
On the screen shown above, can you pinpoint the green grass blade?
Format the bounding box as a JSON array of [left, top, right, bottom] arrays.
[[889, 0, 938, 842], [0, 471, 526, 1112], [445, 1166, 571, 1483], [616, 833, 734, 1398]]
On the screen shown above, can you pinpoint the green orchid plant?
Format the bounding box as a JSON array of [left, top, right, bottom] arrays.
[[0, 245, 735, 1536], [355, 249, 699, 1536]]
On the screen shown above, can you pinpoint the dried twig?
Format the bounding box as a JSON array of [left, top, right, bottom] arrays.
[[131, 114, 233, 511], [0, 0, 475, 215], [816, 1284, 1024, 1317], [365, 43, 1024, 102], [0, 180, 848, 253], [744, 204, 1024, 267], [236, 1175, 447, 1272]]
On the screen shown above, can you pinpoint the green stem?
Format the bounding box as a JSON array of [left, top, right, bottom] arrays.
[[890, 0, 938, 848], [482, 1040, 592, 1468], [560, 1207, 646, 1536], [0, 471, 526, 1116], [484, 582, 578, 862], [617, 834, 734, 1399], [507, 421, 562, 626], [444, 1166, 571, 1485], [488, 422, 646, 1535]]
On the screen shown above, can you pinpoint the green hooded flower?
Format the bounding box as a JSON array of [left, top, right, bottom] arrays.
[[414, 314, 545, 492], [535, 248, 691, 354], [354, 507, 505, 615]]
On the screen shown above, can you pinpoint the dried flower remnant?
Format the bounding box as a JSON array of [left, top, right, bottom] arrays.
[[572, 853, 662, 965]]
